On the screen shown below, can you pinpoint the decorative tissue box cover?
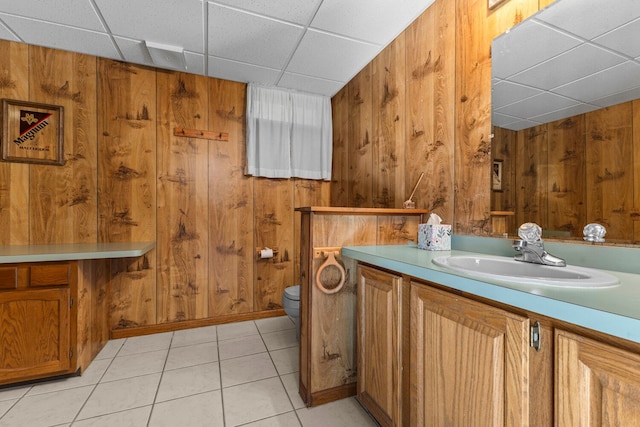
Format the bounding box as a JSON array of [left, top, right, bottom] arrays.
[[418, 224, 452, 250]]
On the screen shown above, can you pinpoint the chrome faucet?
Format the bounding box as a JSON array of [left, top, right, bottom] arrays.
[[583, 223, 606, 243], [512, 223, 566, 267]]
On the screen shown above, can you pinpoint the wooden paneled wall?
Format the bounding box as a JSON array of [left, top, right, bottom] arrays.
[[493, 101, 640, 243], [330, 0, 543, 235], [0, 40, 329, 333]]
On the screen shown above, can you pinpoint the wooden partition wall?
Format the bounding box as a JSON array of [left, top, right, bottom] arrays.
[[330, 0, 549, 235], [0, 40, 330, 335]]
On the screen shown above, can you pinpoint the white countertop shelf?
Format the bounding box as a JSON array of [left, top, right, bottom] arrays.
[[0, 241, 156, 263]]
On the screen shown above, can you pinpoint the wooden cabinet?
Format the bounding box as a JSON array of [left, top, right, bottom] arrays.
[[555, 329, 640, 426], [410, 280, 530, 426], [0, 262, 76, 385], [357, 265, 402, 427]]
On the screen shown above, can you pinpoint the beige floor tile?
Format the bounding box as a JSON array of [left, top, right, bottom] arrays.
[[220, 352, 278, 387], [217, 320, 259, 341], [0, 384, 31, 402], [0, 385, 93, 427], [26, 358, 111, 396], [93, 338, 125, 360], [155, 362, 220, 403], [255, 316, 295, 335], [171, 325, 217, 348], [76, 373, 161, 420], [148, 390, 224, 427], [118, 333, 173, 356], [262, 329, 298, 351], [164, 341, 218, 371], [295, 397, 377, 427], [241, 411, 301, 426], [280, 373, 306, 410], [0, 400, 16, 419], [270, 346, 298, 376], [223, 377, 293, 426], [101, 349, 167, 383], [218, 334, 267, 360], [71, 406, 151, 427]]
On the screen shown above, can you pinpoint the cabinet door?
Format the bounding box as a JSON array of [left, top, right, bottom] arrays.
[[0, 288, 72, 384], [410, 281, 530, 426], [357, 266, 402, 427], [556, 329, 640, 426]]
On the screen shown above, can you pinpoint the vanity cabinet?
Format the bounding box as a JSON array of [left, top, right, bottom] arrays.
[[409, 280, 530, 426], [555, 329, 640, 425], [357, 265, 403, 427], [356, 262, 640, 426], [0, 262, 76, 385]]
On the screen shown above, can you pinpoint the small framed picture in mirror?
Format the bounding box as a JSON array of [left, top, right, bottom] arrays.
[[492, 159, 503, 192], [489, 0, 507, 10]]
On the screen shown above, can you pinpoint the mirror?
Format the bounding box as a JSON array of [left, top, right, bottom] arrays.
[[490, 0, 640, 245]]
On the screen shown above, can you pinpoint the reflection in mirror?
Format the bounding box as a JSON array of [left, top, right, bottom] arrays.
[[490, 0, 640, 245]]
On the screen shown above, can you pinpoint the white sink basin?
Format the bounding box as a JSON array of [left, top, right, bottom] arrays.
[[432, 255, 619, 288]]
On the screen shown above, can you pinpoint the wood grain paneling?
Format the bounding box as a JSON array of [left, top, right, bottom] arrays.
[[254, 178, 294, 311], [348, 65, 373, 207], [405, 1, 455, 220], [372, 35, 406, 208], [28, 47, 97, 244], [157, 72, 209, 323], [331, 87, 349, 207], [97, 59, 157, 329], [208, 79, 254, 316], [586, 103, 633, 241], [516, 125, 548, 228], [0, 41, 29, 246], [634, 100, 640, 242]]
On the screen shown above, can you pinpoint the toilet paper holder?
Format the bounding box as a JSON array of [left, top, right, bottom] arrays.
[[255, 246, 279, 260]]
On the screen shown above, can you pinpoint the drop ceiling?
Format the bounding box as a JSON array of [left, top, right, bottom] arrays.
[[492, 0, 640, 131], [0, 0, 435, 97]]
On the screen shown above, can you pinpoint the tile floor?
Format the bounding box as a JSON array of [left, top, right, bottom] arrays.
[[0, 316, 378, 427]]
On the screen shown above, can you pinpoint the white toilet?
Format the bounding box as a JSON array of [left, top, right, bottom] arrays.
[[282, 285, 300, 340]]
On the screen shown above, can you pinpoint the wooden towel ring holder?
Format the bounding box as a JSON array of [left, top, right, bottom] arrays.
[[315, 252, 346, 294]]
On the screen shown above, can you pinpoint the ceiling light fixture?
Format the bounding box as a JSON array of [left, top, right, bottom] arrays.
[[145, 41, 187, 71]]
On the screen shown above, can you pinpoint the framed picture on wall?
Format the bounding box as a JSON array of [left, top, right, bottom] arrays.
[[1, 99, 64, 166], [492, 159, 503, 192]]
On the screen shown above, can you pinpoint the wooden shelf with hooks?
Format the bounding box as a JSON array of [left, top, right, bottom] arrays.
[[174, 127, 229, 141]]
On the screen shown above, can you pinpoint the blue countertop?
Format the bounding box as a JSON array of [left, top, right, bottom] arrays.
[[342, 243, 640, 344], [0, 242, 156, 263]]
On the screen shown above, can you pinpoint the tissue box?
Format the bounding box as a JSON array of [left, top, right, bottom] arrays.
[[418, 224, 452, 250]]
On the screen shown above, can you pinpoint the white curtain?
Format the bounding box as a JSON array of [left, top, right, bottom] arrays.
[[246, 84, 332, 180]]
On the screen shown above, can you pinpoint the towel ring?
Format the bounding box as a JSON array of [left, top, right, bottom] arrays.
[[315, 252, 346, 294]]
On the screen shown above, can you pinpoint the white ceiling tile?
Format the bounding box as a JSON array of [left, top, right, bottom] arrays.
[[531, 103, 599, 124], [0, 19, 19, 41], [590, 85, 640, 108], [536, 0, 640, 40], [211, 0, 322, 25], [594, 18, 640, 59], [492, 20, 581, 79], [0, 0, 104, 31], [94, 0, 204, 52], [286, 29, 380, 83], [278, 72, 344, 97], [509, 44, 626, 90], [0, 14, 120, 59], [492, 81, 543, 110], [495, 92, 579, 120], [208, 4, 303, 70], [554, 61, 640, 102], [208, 56, 280, 86], [311, 0, 433, 44]]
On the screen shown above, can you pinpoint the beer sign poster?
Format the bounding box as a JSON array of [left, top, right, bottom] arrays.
[[1, 99, 64, 165]]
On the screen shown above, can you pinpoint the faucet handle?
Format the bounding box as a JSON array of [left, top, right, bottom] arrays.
[[583, 223, 606, 243], [518, 222, 542, 243]]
